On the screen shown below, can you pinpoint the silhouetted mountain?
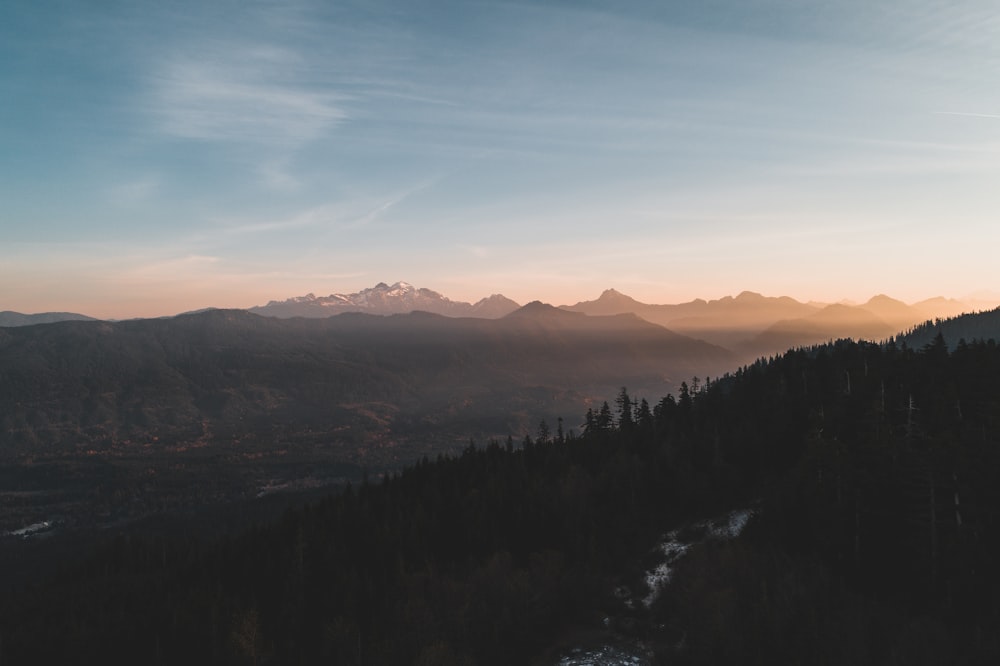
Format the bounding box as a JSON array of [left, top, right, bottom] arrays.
[[0, 308, 733, 462], [563, 290, 819, 350], [504, 300, 587, 322], [740, 297, 989, 359], [563, 290, 817, 326], [563, 288, 650, 316], [563, 289, 989, 362], [249, 281, 520, 319], [911, 296, 979, 320], [469, 293, 521, 318], [743, 303, 896, 357], [0, 310, 98, 327], [858, 294, 924, 330]]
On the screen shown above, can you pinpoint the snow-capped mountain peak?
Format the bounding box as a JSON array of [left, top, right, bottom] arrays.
[[250, 282, 519, 319]]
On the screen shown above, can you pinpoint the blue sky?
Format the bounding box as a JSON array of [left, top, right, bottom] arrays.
[[2, 0, 999, 318]]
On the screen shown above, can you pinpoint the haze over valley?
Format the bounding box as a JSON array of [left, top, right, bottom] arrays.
[[3, 280, 996, 540]]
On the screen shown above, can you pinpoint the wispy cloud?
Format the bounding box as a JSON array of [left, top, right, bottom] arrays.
[[202, 177, 441, 241], [210, 202, 350, 237], [350, 177, 440, 227], [127, 253, 221, 282], [150, 47, 347, 146]]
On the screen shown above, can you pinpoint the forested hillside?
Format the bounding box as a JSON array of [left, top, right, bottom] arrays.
[[4, 324, 1000, 664]]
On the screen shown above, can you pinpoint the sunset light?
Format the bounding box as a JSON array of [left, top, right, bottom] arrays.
[[4, 1, 999, 318]]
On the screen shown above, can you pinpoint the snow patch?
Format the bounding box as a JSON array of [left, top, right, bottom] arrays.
[[642, 535, 691, 607], [558, 644, 650, 665], [642, 507, 756, 608], [5, 520, 53, 539]]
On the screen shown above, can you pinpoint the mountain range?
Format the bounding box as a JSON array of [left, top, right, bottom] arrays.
[[6, 282, 995, 366], [562, 289, 983, 360], [245, 283, 993, 361], [248, 281, 521, 319]]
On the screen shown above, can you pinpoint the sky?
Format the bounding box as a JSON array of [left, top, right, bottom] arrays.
[[2, 0, 999, 319]]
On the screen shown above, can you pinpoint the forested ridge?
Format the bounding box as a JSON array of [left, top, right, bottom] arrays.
[[4, 324, 1000, 664]]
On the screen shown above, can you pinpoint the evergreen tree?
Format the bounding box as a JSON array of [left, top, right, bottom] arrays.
[[616, 387, 634, 430], [596, 401, 613, 431]]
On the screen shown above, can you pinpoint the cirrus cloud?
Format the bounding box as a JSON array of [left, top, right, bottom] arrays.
[[150, 47, 348, 146]]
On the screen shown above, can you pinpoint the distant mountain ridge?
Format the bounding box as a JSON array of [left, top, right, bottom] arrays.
[[250, 282, 520, 319], [0, 311, 98, 327], [244, 282, 995, 364], [10, 284, 993, 363], [561, 289, 994, 362], [562, 289, 819, 338]]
